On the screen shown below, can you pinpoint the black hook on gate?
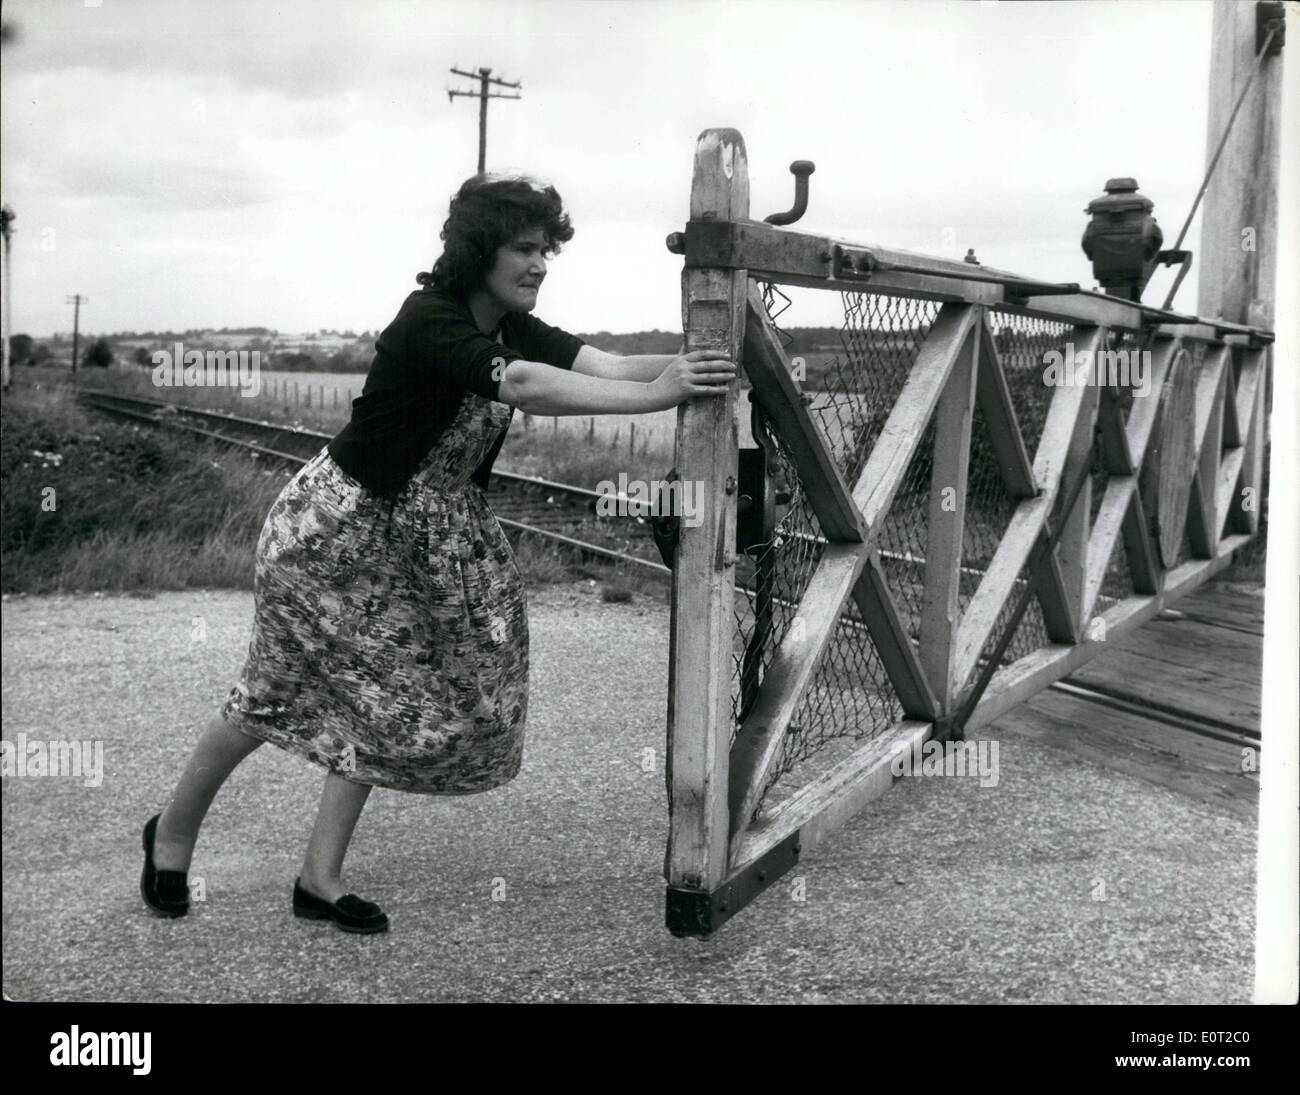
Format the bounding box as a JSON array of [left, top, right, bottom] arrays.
[[764, 161, 816, 226]]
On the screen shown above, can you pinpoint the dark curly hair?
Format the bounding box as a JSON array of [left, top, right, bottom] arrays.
[[416, 174, 574, 296]]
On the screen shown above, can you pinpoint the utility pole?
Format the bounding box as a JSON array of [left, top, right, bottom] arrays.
[[1196, 0, 1284, 330], [66, 293, 86, 379], [447, 65, 522, 173], [1, 204, 13, 393]]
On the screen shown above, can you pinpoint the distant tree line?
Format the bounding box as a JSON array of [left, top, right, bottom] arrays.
[[8, 332, 113, 368], [9, 325, 852, 376], [578, 327, 846, 356]]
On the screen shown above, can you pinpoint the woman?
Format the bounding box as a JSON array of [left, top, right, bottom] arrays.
[[140, 174, 736, 932]]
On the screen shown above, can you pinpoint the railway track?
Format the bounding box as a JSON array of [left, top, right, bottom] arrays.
[[76, 388, 671, 576], [77, 388, 1260, 757]]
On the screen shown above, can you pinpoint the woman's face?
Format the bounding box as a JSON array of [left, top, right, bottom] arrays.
[[482, 226, 550, 313]]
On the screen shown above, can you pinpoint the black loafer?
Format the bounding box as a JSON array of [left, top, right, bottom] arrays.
[[140, 814, 189, 917], [292, 878, 389, 934]]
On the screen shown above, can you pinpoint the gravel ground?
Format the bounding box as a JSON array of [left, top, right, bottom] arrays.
[[1, 585, 1255, 1003]]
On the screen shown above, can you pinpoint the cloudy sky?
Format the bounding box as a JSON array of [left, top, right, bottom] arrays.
[[0, 0, 1236, 338]]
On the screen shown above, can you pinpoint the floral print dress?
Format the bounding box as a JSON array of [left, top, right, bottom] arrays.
[[221, 392, 528, 794]]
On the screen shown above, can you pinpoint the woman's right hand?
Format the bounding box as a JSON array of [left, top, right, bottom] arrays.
[[649, 350, 738, 408]]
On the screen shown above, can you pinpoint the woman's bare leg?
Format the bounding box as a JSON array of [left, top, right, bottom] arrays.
[[297, 771, 373, 903], [152, 712, 264, 872]]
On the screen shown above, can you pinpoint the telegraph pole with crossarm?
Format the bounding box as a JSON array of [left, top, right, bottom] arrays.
[[447, 66, 522, 173]]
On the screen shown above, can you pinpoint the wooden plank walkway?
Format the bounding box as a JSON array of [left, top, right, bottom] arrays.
[[989, 578, 1263, 820]]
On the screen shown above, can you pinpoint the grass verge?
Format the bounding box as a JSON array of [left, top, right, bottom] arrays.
[[2, 380, 285, 593]]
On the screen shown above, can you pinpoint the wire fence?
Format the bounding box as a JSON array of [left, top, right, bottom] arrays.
[[732, 283, 1166, 811]]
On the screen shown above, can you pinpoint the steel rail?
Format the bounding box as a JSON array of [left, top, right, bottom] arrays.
[[1047, 679, 1259, 747]]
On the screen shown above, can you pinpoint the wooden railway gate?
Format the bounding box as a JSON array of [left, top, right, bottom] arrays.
[[660, 127, 1273, 937]]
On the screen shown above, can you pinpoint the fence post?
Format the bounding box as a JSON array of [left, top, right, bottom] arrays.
[[665, 128, 748, 921]]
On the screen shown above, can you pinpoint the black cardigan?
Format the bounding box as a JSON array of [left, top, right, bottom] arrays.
[[327, 286, 585, 499]]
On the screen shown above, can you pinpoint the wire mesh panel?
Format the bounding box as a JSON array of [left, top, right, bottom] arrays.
[[731, 287, 950, 808], [730, 286, 942, 807], [966, 312, 1076, 667], [731, 290, 1178, 812], [731, 420, 904, 809]]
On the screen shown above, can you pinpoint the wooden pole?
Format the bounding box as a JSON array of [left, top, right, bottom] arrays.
[[68, 294, 85, 379], [477, 69, 489, 174], [0, 205, 13, 393], [1196, 0, 1284, 329], [448, 65, 520, 175], [664, 129, 747, 903]]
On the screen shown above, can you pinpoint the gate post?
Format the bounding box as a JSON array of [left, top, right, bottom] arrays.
[[1196, 0, 1283, 333], [664, 129, 748, 932]]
